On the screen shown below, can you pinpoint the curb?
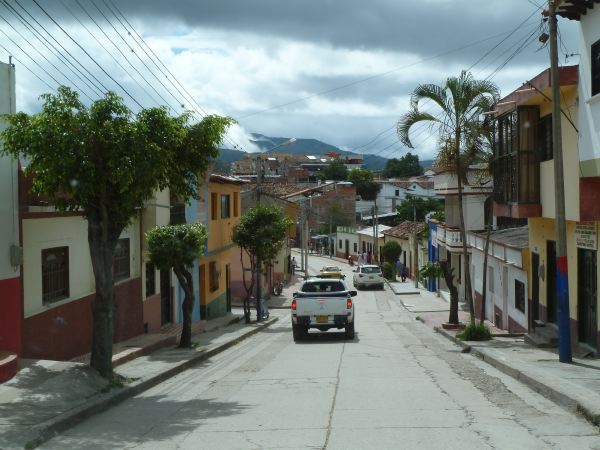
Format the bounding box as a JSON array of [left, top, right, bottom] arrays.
[[432, 325, 600, 427], [384, 278, 421, 296], [25, 317, 279, 449]]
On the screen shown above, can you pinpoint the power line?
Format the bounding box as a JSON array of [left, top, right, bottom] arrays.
[[30, 0, 143, 108]]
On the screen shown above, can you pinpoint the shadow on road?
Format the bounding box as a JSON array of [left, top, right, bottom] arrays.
[[293, 331, 360, 344]]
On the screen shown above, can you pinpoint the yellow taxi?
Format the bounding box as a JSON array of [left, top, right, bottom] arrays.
[[318, 265, 345, 279]]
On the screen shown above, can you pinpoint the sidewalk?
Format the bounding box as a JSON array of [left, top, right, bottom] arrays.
[[394, 284, 600, 427], [0, 311, 278, 450]]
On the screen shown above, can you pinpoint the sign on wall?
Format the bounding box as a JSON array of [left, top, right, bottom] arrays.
[[575, 221, 597, 250]]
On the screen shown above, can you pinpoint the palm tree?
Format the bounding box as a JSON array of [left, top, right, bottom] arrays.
[[397, 71, 499, 323]]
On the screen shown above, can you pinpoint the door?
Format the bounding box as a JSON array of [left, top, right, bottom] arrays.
[[547, 241, 557, 323], [199, 264, 206, 314], [160, 270, 171, 325], [532, 253, 540, 325], [345, 239, 349, 259], [578, 249, 597, 348], [225, 264, 232, 312]]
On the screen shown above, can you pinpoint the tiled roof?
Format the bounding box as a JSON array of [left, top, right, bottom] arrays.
[[209, 174, 248, 185], [382, 221, 426, 239]]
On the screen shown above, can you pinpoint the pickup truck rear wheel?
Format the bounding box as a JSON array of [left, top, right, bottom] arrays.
[[345, 322, 355, 340], [292, 324, 304, 341]]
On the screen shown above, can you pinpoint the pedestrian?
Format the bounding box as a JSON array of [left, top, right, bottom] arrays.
[[291, 257, 297, 275], [395, 258, 402, 279], [357, 253, 364, 266], [401, 265, 408, 282], [367, 251, 372, 265]]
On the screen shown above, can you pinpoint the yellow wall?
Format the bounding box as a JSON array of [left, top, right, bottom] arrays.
[[23, 215, 140, 318], [199, 246, 234, 307], [206, 181, 241, 253], [538, 86, 580, 221], [528, 217, 600, 322]]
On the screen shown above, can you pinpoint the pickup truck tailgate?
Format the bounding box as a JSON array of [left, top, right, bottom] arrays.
[[295, 296, 348, 317]]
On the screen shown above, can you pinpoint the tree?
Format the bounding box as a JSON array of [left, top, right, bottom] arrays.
[[381, 240, 402, 280], [1, 87, 234, 378], [232, 205, 293, 323], [146, 224, 206, 348], [382, 152, 423, 178], [397, 71, 499, 323], [348, 168, 381, 201], [396, 195, 443, 222], [319, 158, 348, 181]]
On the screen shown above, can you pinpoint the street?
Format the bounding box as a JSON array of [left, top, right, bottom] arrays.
[[40, 254, 600, 450]]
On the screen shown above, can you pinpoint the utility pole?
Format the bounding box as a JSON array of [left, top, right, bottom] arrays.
[[372, 201, 379, 263], [413, 200, 419, 289], [304, 200, 310, 279], [255, 156, 264, 320], [549, 0, 572, 363], [300, 208, 305, 272]]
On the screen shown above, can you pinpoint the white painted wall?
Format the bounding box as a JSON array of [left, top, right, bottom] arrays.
[[22, 216, 140, 318], [0, 61, 18, 281], [578, 7, 600, 175], [444, 195, 488, 231], [356, 181, 436, 218], [335, 229, 359, 256]]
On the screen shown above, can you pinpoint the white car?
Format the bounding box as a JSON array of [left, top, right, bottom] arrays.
[[353, 265, 384, 290]]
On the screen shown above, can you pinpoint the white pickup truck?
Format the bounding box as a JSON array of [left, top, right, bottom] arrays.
[[291, 278, 357, 341]]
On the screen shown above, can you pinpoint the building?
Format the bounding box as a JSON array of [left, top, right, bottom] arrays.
[[0, 60, 19, 381], [382, 221, 427, 279], [357, 225, 391, 263], [429, 167, 492, 300], [335, 226, 359, 260], [468, 227, 529, 333], [490, 64, 600, 350]]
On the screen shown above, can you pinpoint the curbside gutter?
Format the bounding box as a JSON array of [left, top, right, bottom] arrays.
[[25, 317, 279, 449], [432, 325, 600, 428]]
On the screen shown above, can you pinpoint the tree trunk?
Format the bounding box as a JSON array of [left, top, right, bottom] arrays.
[[440, 260, 459, 324], [174, 266, 194, 348], [88, 215, 120, 379], [256, 255, 263, 321], [455, 139, 475, 323], [480, 213, 492, 326], [240, 249, 254, 323]]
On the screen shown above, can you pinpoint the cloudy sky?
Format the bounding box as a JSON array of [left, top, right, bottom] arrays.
[[0, 0, 580, 160]]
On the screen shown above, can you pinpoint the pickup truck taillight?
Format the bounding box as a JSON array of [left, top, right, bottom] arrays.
[[291, 299, 297, 311], [346, 298, 353, 309]]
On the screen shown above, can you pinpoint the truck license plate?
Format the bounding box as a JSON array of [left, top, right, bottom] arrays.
[[316, 315, 328, 323], [369, 276, 374, 279]]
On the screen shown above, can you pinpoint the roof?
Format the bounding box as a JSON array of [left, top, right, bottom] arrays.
[[209, 174, 248, 185], [382, 221, 427, 239], [470, 226, 529, 250], [362, 211, 398, 221], [357, 225, 391, 238], [556, 0, 597, 20]]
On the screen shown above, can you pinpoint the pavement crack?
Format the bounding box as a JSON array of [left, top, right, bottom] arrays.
[[321, 341, 345, 450]]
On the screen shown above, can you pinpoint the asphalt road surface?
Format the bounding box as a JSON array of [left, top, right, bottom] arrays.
[[41, 255, 600, 449]]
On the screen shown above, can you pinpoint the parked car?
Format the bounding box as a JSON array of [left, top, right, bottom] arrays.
[[291, 278, 357, 340], [353, 264, 384, 290], [318, 265, 345, 279]]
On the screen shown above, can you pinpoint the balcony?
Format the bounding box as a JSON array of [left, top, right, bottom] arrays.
[[492, 106, 542, 219]]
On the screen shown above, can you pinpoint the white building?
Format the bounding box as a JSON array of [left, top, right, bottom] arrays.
[[356, 179, 436, 220]]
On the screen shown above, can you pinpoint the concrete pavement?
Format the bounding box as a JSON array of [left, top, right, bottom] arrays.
[[0, 311, 278, 450], [35, 257, 600, 449]]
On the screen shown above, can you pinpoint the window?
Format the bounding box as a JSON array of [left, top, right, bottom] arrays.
[[146, 263, 156, 298], [353, 242, 358, 252], [113, 238, 130, 281], [211, 192, 218, 220], [209, 261, 219, 292], [538, 114, 553, 161], [42, 247, 69, 303], [233, 192, 239, 217], [592, 39, 600, 97], [395, 189, 400, 197], [221, 194, 231, 219], [339, 239, 343, 248], [488, 266, 494, 293], [515, 279, 526, 313]]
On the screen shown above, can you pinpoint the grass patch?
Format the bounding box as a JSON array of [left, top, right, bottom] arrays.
[[456, 322, 492, 341]]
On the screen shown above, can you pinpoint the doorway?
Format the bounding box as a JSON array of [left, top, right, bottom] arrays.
[[345, 239, 349, 259], [532, 252, 540, 325], [160, 270, 171, 325], [578, 249, 597, 348], [547, 241, 557, 323]]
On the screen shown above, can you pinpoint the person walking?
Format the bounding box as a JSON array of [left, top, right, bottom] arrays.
[[291, 257, 297, 275], [395, 258, 402, 279], [367, 251, 372, 265]]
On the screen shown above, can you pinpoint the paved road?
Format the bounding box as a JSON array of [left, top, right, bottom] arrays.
[[41, 255, 600, 449]]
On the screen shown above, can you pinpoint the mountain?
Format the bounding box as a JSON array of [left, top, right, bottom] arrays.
[[246, 133, 389, 170]]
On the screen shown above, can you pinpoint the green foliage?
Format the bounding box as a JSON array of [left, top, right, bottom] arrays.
[[382, 152, 423, 178], [382, 240, 402, 264], [146, 223, 207, 270], [396, 195, 443, 222], [319, 158, 348, 181], [232, 205, 294, 266], [382, 262, 394, 280], [0, 86, 235, 229], [348, 168, 381, 201], [457, 322, 492, 341], [419, 261, 443, 281]]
